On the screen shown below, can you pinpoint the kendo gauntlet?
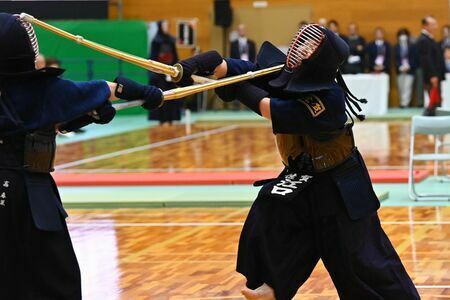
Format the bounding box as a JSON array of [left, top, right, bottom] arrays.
[[177, 51, 223, 86], [114, 76, 164, 110]]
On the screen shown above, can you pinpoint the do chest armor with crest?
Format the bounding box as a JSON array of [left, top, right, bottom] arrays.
[[275, 124, 355, 172]]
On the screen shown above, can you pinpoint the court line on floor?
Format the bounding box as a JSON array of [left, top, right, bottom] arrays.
[[58, 167, 283, 173], [416, 285, 450, 289], [170, 286, 450, 300], [67, 221, 450, 227], [57, 165, 440, 173], [55, 125, 239, 170]]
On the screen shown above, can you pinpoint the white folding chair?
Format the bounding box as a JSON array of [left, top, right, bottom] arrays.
[[435, 109, 450, 178], [408, 116, 450, 201]]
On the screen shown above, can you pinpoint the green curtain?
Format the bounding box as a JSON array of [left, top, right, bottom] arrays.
[[36, 20, 149, 115]]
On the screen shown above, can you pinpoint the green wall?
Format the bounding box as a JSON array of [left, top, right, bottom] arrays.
[[35, 20, 149, 115]]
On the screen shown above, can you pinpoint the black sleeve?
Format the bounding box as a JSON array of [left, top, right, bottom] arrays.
[[270, 90, 347, 135], [366, 44, 374, 71], [418, 38, 438, 80], [230, 41, 239, 59], [249, 40, 257, 63], [410, 44, 419, 71], [385, 43, 391, 71]]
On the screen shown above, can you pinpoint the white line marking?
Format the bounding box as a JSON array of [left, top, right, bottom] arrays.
[[55, 125, 238, 170], [366, 165, 432, 170], [56, 167, 283, 173], [383, 221, 450, 225], [416, 285, 450, 289], [67, 221, 450, 227], [54, 165, 439, 173], [68, 222, 244, 227]]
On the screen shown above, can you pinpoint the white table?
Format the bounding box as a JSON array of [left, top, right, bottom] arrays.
[[441, 74, 450, 110], [342, 73, 390, 116]]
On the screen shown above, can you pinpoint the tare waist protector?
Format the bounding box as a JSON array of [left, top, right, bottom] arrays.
[[0, 128, 57, 173], [276, 126, 355, 172]]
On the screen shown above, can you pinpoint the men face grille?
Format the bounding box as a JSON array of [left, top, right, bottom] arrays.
[[286, 24, 325, 69], [14, 14, 40, 62]]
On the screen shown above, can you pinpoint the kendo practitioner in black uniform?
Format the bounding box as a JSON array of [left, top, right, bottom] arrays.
[[0, 13, 164, 299], [176, 24, 420, 300]]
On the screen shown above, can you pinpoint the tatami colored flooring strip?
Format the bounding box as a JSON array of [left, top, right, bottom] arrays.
[[60, 184, 391, 209], [60, 177, 450, 209], [378, 177, 450, 206]]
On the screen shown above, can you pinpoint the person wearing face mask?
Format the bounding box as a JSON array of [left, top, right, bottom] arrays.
[[395, 28, 419, 108], [366, 27, 391, 74]]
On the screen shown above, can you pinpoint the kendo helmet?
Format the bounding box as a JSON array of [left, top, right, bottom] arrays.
[[0, 13, 63, 78], [265, 24, 367, 121], [270, 24, 349, 92]]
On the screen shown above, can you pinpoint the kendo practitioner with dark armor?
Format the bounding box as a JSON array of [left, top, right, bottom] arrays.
[[177, 24, 420, 300], [0, 13, 164, 299]]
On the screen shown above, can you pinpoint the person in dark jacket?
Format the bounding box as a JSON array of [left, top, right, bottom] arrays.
[[395, 28, 419, 107], [328, 19, 347, 41], [342, 23, 365, 74], [148, 20, 183, 126], [444, 47, 450, 73], [230, 24, 257, 110], [230, 24, 256, 63], [441, 25, 450, 50], [418, 16, 446, 115], [366, 27, 391, 73], [176, 24, 419, 300], [0, 13, 163, 299]]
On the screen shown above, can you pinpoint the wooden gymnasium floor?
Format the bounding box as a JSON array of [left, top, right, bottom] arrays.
[[56, 120, 449, 299]]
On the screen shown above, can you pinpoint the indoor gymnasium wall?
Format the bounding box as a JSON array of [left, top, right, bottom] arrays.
[[111, 0, 449, 55], [110, 0, 449, 106], [232, 0, 449, 43]]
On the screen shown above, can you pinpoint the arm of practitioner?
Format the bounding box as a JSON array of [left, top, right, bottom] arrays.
[[57, 77, 163, 133], [215, 83, 347, 135], [176, 51, 258, 86]]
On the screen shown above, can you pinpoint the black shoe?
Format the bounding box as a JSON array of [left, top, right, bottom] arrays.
[[74, 129, 86, 134], [422, 108, 436, 116]]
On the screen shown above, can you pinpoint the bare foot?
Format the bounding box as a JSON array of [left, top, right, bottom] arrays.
[[241, 283, 275, 300]]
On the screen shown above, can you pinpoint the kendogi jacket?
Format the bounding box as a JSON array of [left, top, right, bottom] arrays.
[[221, 42, 380, 220], [0, 71, 112, 231]]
